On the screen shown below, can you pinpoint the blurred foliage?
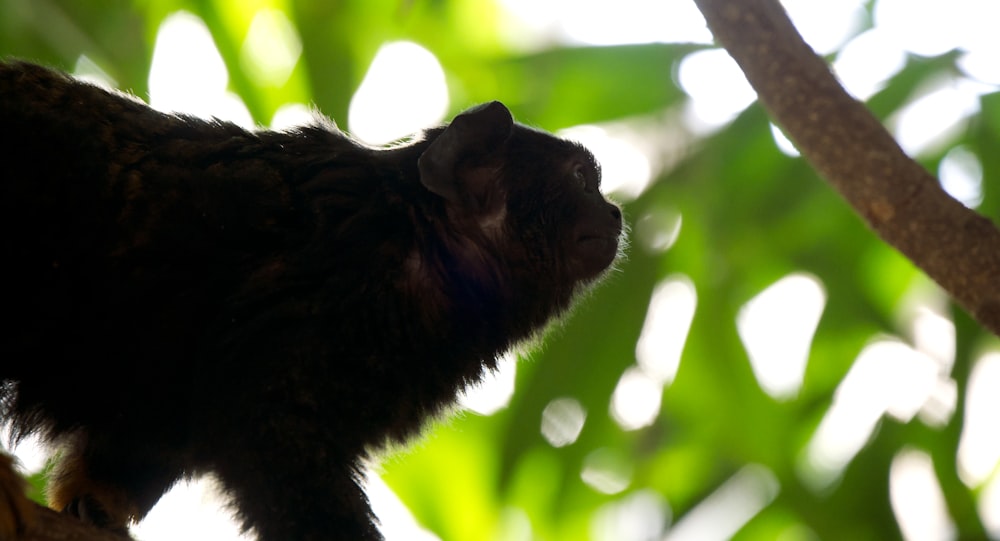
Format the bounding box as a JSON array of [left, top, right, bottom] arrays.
[[3, 0, 999, 539]]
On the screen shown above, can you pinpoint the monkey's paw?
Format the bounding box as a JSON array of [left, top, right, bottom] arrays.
[[63, 495, 110, 528], [62, 494, 129, 536]]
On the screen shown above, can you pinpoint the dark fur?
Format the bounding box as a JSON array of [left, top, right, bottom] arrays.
[[0, 60, 622, 540]]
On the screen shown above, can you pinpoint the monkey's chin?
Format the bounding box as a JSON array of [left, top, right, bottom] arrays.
[[570, 236, 620, 280]]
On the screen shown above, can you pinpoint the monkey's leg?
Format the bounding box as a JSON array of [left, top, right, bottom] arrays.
[[209, 417, 383, 541]]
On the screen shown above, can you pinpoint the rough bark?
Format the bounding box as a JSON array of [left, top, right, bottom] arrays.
[[9, 504, 131, 541], [692, 0, 1000, 337]]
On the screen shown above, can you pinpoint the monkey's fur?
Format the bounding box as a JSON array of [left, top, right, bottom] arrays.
[[0, 60, 622, 540]]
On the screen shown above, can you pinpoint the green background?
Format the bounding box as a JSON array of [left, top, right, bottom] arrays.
[[3, 1, 998, 539]]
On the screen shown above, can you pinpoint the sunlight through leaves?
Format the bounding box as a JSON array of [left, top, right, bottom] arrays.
[[348, 41, 448, 145], [540, 397, 586, 447], [581, 448, 633, 495], [737, 273, 826, 400], [938, 145, 984, 208], [591, 489, 669, 541], [801, 339, 944, 489], [890, 449, 956, 541], [240, 9, 302, 88], [958, 352, 1000, 487], [635, 276, 696, 386], [610, 367, 663, 431], [663, 465, 778, 541], [148, 12, 252, 126]]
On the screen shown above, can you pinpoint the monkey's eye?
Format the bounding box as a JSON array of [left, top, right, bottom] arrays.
[[572, 164, 588, 191]]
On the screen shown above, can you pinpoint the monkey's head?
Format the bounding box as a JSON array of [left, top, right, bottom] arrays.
[[417, 101, 623, 309]]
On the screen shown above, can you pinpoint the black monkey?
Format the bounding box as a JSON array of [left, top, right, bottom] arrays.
[[0, 60, 622, 540]]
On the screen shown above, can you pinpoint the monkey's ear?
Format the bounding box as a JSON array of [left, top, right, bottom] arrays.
[[418, 101, 514, 206]]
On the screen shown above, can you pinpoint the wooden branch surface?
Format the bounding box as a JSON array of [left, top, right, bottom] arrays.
[[12, 505, 131, 541], [692, 0, 1000, 336]]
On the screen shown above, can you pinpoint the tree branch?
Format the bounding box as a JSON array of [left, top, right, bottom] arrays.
[[15, 505, 131, 541], [692, 0, 1000, 336]]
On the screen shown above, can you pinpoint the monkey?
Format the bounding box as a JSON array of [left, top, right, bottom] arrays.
[[0, 60, 623, 541]]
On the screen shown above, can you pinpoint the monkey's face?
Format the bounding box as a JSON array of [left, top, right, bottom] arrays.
[[502, 131, 622, 285], [417, 101, 623, 295], [560, 154, 622, 281]]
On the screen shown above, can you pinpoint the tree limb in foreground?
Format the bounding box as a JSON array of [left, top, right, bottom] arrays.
[[692, 0, 1000, 337], [5, 503, 129, 541]]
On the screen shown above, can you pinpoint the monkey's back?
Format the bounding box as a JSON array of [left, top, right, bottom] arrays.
[[0, 61, 327, 440], [0, 60, 481, 455]]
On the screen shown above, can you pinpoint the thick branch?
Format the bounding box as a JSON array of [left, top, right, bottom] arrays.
[[692, 0, 1000, 336], [15, 505, 131, 541]]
